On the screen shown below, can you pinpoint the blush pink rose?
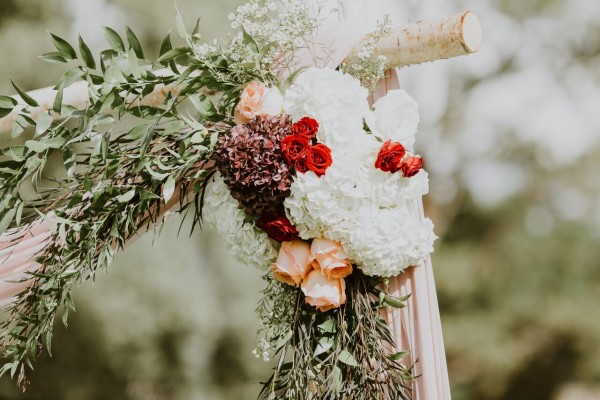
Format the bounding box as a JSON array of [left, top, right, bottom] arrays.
[[234, 82, 284, 125], [310, 238, 353, 280], [271, 240, 312, 287], [301, 270, 347, 312]]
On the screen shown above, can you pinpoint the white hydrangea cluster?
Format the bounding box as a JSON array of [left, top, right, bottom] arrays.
[[203, 174, 278, 270], [283, 67, 371, 146], [283, 68, 436, 277]]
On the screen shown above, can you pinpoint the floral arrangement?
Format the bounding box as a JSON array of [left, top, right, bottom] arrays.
[[0, 1, 435, 398]]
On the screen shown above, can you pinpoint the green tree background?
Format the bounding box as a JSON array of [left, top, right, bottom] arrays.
[[0, 0, 599, 399]]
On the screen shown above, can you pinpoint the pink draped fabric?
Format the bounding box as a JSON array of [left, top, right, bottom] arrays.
[[0, 220, 51, 306], [370, 70, 451, 399]]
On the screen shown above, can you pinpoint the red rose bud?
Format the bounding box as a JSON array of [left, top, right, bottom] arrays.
[[281, 134, 310, 165], [375, 140, 406, 173], [305, 144, 332, 177], [401, 156, 423, 177], [292, 117, 319, 140], [257, 213, 299, 242]]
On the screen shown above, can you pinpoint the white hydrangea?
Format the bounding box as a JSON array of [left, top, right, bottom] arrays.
[[283, 67, 370, 146], [283, 69, 436, 277], [203, 174, 278, 270], [365, 89, 420, 152]]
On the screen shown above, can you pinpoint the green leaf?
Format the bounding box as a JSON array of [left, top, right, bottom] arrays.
[[175, 5, 188, 38], [0, 95, 17, 109], [53, 88, 64, 114], [10, 115, 29, 139], [314, 336, 334, 357], [157, 47, 190, 63], [127, 48, 141, 79], [139, 190, 161, 201], [389, 351, 410, 361], [103, 27, 125, 53], [159, 33, 173, 57], [11, 80, 39, 107], [318, 319, 337, 333], [0, 95, 17, 118], [163, 175, 176, 203], [39, 51, 68, 64], [35, 113, 54, 135], [116, 189, 136, 203], [49, 32, 77, 60], [338, 349, 359, 367], [126, 26, 144, 59], [383, 293, 411, 309], [78, 35, 96, 69], [55, 67, 84, 90], [242, 28, 259, 53], [125, 125, 149, 141], [0, 208, 16, 236], [25, 137, 65, 152]]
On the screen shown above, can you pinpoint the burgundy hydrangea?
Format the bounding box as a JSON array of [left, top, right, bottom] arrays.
[[213, 115, 294, 216]]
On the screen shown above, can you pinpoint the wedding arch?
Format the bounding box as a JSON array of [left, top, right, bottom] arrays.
[[0, 1, 481, 398]]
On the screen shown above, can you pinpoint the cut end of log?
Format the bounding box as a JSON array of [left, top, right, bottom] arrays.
[[461, 11, 482, 53]]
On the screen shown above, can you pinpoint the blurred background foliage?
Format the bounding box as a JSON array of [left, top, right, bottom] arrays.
[[0, 0, 599, 399]]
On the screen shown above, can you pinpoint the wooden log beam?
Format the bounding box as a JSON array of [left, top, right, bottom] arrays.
[[347, 10, 482, 68]]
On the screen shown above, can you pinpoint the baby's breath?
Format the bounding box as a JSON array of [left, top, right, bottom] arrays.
[[341, 16, 393, 92]]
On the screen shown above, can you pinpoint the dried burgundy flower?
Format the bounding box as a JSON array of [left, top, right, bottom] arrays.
[[213, 115, 294, 216]]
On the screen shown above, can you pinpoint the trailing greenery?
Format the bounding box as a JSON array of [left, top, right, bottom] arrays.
[[257, 271, 414, 400], [0, 13, 270, 388]]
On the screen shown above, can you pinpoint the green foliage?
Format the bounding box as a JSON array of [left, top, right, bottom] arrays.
[[257, 272, 414, 400]]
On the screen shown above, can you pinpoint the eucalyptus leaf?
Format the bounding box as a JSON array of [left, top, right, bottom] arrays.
[[49, 33, 77, 60], [126, 26, 144, 59], [338, 349, 359, 367], [0, 209, 17, 236], [157, 47, 191, 63], [78, 35, 96, 69], [39, 52, 67, 64], [11, 80, 39, 107], [163, 175, 176, 203], [116, 190, 136, 203], [103, 27, 125, 53], [35, 113, 54, 135]]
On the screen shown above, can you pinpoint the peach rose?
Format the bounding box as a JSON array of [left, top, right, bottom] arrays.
[[271, 240, 312, 287], [234, 82, 284, 124], [310, 238, 353, 279], [301, 270, 347, 312]]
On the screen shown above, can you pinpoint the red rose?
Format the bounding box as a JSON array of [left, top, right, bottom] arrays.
[[305, 144, 332, 177], [375, 140, 406, 173], [281, 134, 310, 165], [257, 212, 299, 242], [292, 117, 319, 140], [401, 156, 423, 177], [295, 156, 309, 174]]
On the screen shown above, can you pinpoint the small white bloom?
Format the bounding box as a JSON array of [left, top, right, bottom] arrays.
[[366, 89, 420, 152]]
